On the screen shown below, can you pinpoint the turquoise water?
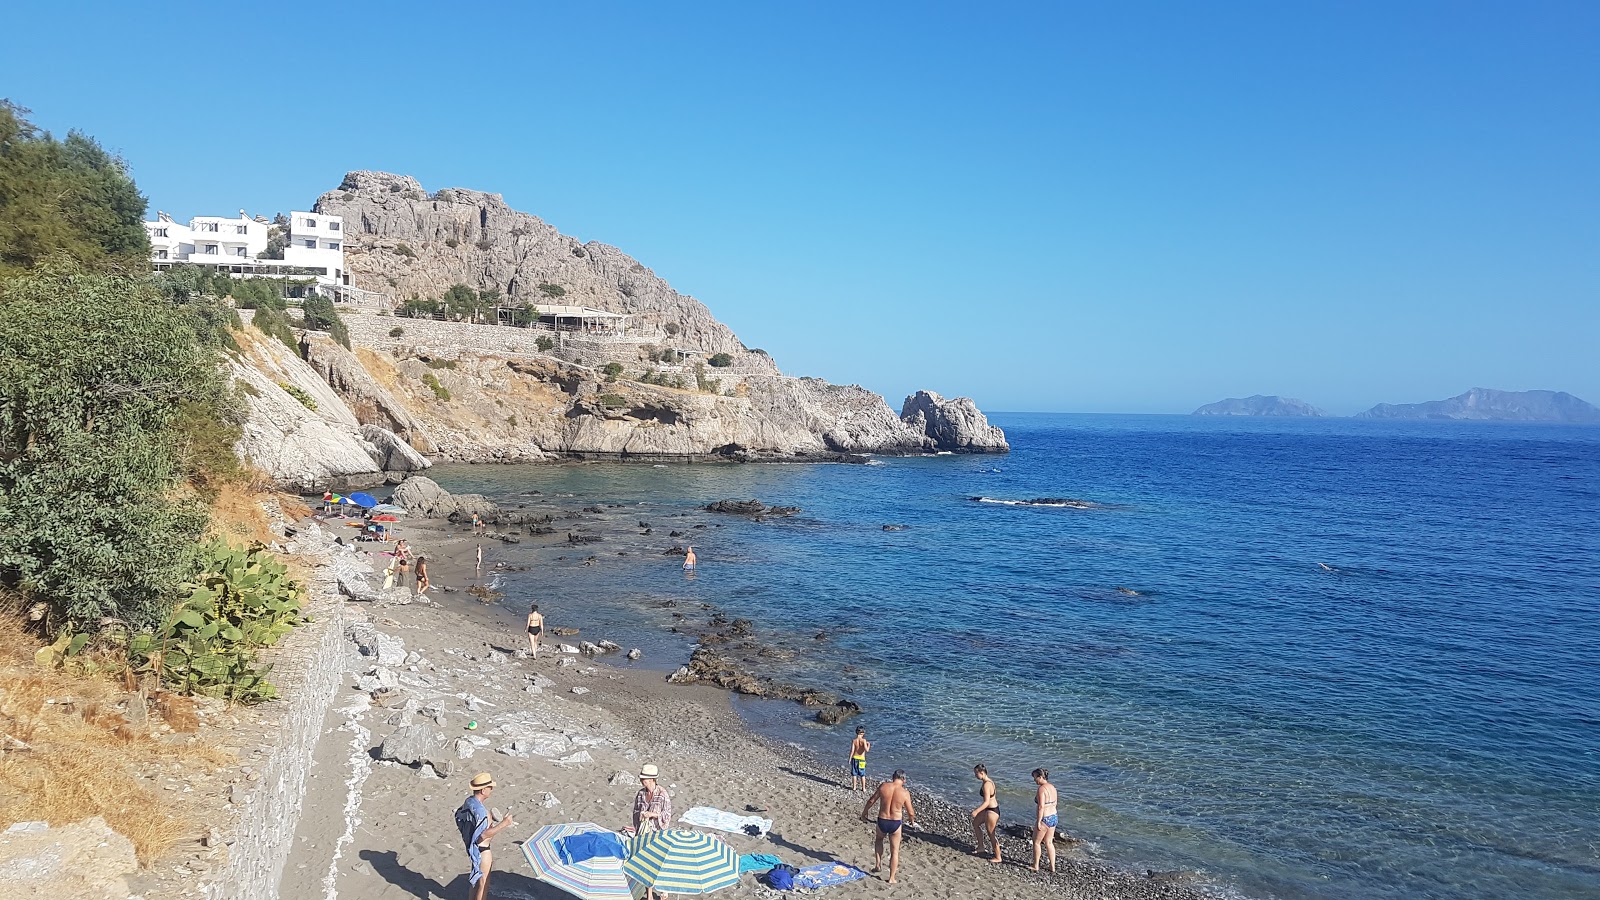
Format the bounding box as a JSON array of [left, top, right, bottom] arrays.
[[430, 413, 1600, 899]]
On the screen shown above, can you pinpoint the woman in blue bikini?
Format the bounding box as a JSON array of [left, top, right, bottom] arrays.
[[1031, 767, 1058, 873]]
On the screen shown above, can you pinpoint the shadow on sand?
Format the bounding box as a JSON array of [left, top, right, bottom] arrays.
[[360, 848, 568, 900]]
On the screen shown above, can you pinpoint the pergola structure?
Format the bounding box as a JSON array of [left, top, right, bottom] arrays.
[[496, 304, 631, 335]]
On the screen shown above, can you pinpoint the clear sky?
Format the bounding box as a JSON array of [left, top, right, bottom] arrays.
[[5, 1, 1596, 414]]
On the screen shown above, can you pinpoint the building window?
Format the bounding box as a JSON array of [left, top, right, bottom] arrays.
[[236, 225, 249, 234], [305, 240, 316, 248], [328, 242, 340, 250], [304, 219, 317, 229], [156, 250, 169, 259], [153, 227, 168, 237], [203, 245, 217, 254], [200, 222, 219, 232], [329, 222, 341, 231], [234, 247, 247, 256]]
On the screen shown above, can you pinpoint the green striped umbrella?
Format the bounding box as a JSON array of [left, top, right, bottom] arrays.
[[622, 830, 739, 895]]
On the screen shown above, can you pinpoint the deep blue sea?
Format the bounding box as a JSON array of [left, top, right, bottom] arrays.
[[429, 414, 1600, 900]]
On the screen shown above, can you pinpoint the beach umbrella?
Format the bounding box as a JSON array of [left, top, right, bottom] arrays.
[[372, 503, 408, 515], [371, 514, 399, 523], [522, 823, 632, 900], [623, 830, 739, 895], [347, 491, 379, 509]]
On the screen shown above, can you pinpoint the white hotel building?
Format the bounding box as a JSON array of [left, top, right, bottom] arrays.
[[145, 209, 350, 294]]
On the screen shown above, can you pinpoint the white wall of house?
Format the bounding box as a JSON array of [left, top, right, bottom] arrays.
[[285, 211, 345, 284]]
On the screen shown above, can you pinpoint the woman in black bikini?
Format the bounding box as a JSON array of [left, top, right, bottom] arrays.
[[971, 763, 1002, 863], [525, 603, 543, 658]]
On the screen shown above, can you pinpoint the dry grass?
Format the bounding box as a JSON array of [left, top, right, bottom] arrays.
[[0, 615, 236, 865], [355, 346, 404, 393], [206, 478, 278, 546]]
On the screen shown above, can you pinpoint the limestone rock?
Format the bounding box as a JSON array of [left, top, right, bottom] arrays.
[[361, 424, 431, 473], [539, 792, 562, 808], [391, 475, 500, 520], [626, 648, 642, 660], [357, 667, 399, 693], [899, 390, 1009, 452], [302, 335, 430, 442], [376, 724, 440, 767], [609, 770, 639, 786], [0, 816, 137, 900]]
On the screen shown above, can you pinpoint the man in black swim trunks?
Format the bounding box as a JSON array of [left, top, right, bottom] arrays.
[[860, 769, 916, 884]]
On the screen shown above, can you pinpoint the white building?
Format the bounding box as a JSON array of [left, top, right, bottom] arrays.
[[284, 211, 346, 287], [144, 212, 192, 262], [185, 211, 267, 262]]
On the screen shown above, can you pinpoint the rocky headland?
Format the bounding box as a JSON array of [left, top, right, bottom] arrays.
[[232, 171, 1007, 491], [1192, 395, 1326, 416], [1355, 388, 1600, 422]]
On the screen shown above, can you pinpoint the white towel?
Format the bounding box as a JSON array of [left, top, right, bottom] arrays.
[[676, 806, 773, 836]]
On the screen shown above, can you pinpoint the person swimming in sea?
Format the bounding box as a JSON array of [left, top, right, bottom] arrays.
[[971, 763, 1002, 863], [860, 769, 916, 884], [682, 546, 696, 570], [849, 726, 871, 792], [1031, 767, 1058, 873]]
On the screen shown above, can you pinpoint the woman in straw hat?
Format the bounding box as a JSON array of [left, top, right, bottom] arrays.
[[455, 772, 514, 900], [632, 763, 673, 833]]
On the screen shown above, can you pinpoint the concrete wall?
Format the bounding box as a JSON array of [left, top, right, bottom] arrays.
[[203, 540, 348, 900]]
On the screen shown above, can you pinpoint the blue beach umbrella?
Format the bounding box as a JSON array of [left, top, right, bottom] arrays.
[[623, 830, 739, 895], [522, 823, 631, 900], [347, 491, 379, 509], [371, 503, 408, 515]]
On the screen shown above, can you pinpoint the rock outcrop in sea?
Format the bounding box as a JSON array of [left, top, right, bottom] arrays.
[[1192, 395, 1327, 417], [1355, 388, 1600, 423], [228, 171, 1006, 489]]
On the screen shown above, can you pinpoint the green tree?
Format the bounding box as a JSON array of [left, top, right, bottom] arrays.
[[537, 283, 566, 299], [301, 295, 350, 348], [708, 352, 733, 368], [0, 102, 150, 274], [0, 262, 230, 632], [442, 283, 487, 322]]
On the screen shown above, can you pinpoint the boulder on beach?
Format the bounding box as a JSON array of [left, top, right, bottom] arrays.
[[705, 499, 801, 517], [391, 475, 500, 520]]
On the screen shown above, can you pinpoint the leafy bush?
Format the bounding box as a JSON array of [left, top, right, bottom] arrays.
[[536, 335, 554, 352], [277, 382, 317, 410], [442, 283, 490, 322], [300, 295, 350, 348], [425, 358, 456, 370], [537, 283, 566, 299], [128, 540, 304, 703], [389, 326, 404, 337], [663, 322, 680, 336], [0, 263, 227, 633], [252, 306, 298, 353], [708, 352, 733, 368], [421, 372, 450, 401], [475, 239, 492, 251], [445, 237, 459, 249], [602, 362, 624, 382], [598, 393, 626, 409], [506, 416, 517, 427], [400, 298, 440, 319], [406, 190, 425, 201], [435, 189, 456, 203], [394, 243, 416, 258]]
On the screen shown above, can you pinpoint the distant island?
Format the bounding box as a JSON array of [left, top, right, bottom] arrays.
[[1192, 395, 1327, 417], [1356, 388, 1600, 423]]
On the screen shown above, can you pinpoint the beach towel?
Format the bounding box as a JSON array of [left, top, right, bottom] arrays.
[[738, 852, 784, 873], [454, 797, 489, 885], [677, 806, 773, 836], [794, 862, 868, 890], [555, 830, 626, 864]]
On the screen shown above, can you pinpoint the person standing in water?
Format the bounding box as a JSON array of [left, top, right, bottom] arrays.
[[682, 546, 696, 570], [971, 763, 1002, 863], [1031, 767, 1058, 873], [860, 769, 916, 884], [525, 603, 543, 658], [848, 726, 871, 791]]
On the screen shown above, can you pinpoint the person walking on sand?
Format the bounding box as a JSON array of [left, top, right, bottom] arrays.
[[848, 726, 871, 791], [475, 544, 483, 572], [455, 772, 514, 900], [395, 557, 410, 591], [860, 769, 916, 884], [682, 546, 696, 570], [525, 604, 544, 658], [1030, 767, 1058, 873], [971, 763, 1002, 863], [413, 557, 431, 597], [633, 764, 673, 833]]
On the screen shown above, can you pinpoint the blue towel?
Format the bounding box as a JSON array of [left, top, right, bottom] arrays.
[[738, 852, 784, 873], [556, 831, 626, 864], [794, 862, 868, 889]]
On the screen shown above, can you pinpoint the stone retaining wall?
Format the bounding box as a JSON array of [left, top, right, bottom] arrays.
[[203, 530, 351, 900]]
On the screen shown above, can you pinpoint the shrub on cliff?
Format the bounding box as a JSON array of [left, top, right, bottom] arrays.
[[251, 306, 298, 353], [708, 352, 733, 368], [301, 295, 350, 348], [0, 262, 231, 633], [602, 362, 624, 382], [536, 335, 555, 352]]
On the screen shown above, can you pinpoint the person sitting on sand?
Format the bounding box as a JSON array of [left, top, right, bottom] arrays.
[[1031, 767, 1058, 873], [971, 763, 1002, 863], [455, 772, 514, 900], [413, 557, 431, 597], [849, 726, 871, 792], [633, 764, 673, 834], [526, 604, 543, 658], [683, 546, 696, 570], [394, 539, 411, 561], [860, 769, 916, 884]]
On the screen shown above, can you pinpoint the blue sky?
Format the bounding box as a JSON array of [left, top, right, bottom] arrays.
[[6, 1, 1596, 414]]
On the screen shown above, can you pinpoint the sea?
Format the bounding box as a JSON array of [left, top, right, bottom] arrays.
[[426, 413, 1600, 900]]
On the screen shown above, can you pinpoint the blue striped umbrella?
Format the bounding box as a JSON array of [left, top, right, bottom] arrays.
[[622, 830, 739, 895], [522, 822, 631, 900]]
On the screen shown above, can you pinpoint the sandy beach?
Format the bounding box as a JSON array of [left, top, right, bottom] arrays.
[[268, 505, 1220, 900]]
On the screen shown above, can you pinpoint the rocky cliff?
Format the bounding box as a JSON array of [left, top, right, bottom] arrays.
[[1355, 388, 1600, 422], [1192, 395, 1327, 416]]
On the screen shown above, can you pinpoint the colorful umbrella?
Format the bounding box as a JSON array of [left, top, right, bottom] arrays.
[[623, 830, 739, 895], [347, 492, 379, 509], [371, 514, 399, 523], [522, 823, 631, 900], [372, 503, 408, 515]]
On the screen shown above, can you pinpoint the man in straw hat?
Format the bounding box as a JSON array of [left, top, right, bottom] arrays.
[[631, 763, 673, 833], [455, 771, 515, 900]]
